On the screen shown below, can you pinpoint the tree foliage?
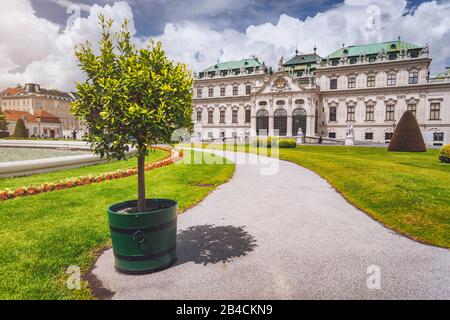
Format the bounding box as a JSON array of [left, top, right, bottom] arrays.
[[71, 15, 193, 211], [0, 111, 8, 132], [13, 118, 27, 138], [72, 15, 192, 159]]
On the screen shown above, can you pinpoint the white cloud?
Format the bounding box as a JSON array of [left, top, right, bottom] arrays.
[[0, 0, 449, 92]]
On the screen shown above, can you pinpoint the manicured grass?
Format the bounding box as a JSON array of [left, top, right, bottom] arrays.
[[185, 143, 450, 248], [0, 148, 168, 190], [0, 151, 234, 299]]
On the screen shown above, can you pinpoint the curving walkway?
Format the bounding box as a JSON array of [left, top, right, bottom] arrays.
[[93, 149, 450, 299]]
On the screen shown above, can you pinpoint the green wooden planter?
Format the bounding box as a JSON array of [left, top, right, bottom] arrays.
[[107, 199, 178, 274]]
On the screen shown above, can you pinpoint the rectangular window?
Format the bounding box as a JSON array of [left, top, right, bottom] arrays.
[[196, 110, 202, 122], [366, 105, 374, 121], [387, 73, 396, 86], [367, 75, 375, 87], [430, 103, 441, 120], [245, 109, 251, 123], [197, 88, 202, 98], [329, 106, 337, 122], [433, 132, 444, 141], [409, 72, 418, 84], [330, 79, 337, 90], [233, 86, 238, 96], [208, 87, 214, 97], [347, 106, 355, 121], [386, 105, 395, 121], [385, 132, 393, 140], [220, 87, 226, 96], [232, 110, 238, 123], [208, 110, 213, 124], [365, 132, 373, 140], [245, 85, 251, 95], [328, 132, 336, 139], [220, 110, 225, 123], [407, 104, 417, 117], [207, 132, 213, 138], [348, 77, 356, 89]]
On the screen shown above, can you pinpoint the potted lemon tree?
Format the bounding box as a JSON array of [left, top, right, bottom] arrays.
[[72, 16, 192, 274]]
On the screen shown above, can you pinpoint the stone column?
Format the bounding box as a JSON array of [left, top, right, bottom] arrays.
[[250, 115, 257, 137], [269, 116, 274, 136], [306, 115, 315, 137], [287, 115, 293, 137]]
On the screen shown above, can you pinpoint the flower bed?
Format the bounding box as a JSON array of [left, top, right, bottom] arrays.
[[0, 146, 183, 201]]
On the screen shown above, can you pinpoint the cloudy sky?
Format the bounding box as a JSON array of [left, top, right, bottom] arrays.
[[1, 0, 449, 91]]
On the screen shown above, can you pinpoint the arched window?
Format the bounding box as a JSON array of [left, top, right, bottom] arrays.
[[273, 109, 287, 136], [256, 109, 269, 136], [292, 108, 307, 136]]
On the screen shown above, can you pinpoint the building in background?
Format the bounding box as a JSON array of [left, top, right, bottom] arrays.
[[2, 109, 63, 138], [192, 39, 450, 146], [0, 83, 85, 138]]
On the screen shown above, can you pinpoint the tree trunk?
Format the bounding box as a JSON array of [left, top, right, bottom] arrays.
[[137, 152, 146, 212]]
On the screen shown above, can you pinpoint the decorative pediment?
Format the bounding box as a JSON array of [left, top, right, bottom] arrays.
[[256, 72, 303, 94], [406, 97, 419, 104], [385, 98, 397, 105]]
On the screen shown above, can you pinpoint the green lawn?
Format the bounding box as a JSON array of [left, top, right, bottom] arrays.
[[0, 151, 234, 299], [0, 148, 168, 190], [185, 143, 450, 248]]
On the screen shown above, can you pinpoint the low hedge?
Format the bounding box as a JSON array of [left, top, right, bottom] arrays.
[[278, 138, 297, 148], [252, 137, 278, 148], [438, 144, 450, 163]]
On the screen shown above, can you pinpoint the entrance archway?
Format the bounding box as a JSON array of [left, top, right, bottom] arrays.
[[292, 108, 307, 136], [273, 109, 287, 136], [256, 109, 269, 136]]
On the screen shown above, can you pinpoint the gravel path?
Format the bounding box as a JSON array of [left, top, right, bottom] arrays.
[[92, 149, 450, 299]]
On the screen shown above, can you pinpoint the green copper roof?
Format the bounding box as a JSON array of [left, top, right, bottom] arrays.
[[327, 40, 423, 59], [284, 53, 321, 66], [201, 58, 263, 73], [435, 67, 450, 79]]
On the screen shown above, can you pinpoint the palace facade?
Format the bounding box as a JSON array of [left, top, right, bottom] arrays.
[[0, 83, 83, 138], [192, 39, 450, 146]]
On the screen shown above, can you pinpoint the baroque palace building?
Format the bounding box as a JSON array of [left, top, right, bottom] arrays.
[[0, 83, 82, 138], [192, 39, 450, 146]]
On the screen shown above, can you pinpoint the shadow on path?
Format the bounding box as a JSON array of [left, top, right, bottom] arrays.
[[176, 224, 257, 266]]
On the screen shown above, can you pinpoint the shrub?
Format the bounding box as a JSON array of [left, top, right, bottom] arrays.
[[439, 144, 450, 163], [278, 138, 297, 148], [388, 111, 426, 152], [13, 118, 28, 138], [252, 136, 279, 148]]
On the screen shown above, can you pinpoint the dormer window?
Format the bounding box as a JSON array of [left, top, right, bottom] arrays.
[[343, 49, 348, 55], [388, 53, 397, 60], [390, 43, 397, 50], [409, 50, 419, 58]]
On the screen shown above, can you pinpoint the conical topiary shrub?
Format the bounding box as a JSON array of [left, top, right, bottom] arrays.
[[388, 110, 426, 152], [13, 118, 28, 138]]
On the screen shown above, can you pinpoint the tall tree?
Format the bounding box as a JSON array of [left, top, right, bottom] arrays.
[[0, 111, 8, 132], [13, 118, 27, 138], [71, 16, 193, 212]]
